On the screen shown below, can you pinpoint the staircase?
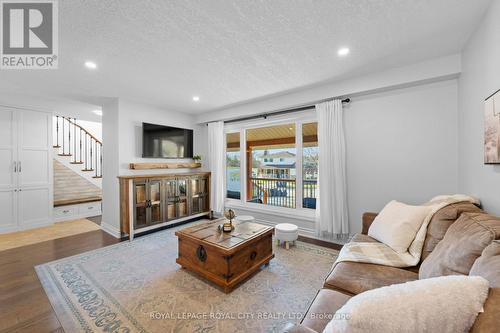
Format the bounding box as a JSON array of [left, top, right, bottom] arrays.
[[53, 116, 102, 188]]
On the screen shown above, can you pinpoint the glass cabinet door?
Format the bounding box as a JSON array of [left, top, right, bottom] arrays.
[[165, 179, 178, 221], [134, 180, 147, 228], [199, 176, 208, 195], [190, 176, 209, 215], [148, 179, 163, 224], [191, 177, 201, 196], [177, 178, 188, 218]]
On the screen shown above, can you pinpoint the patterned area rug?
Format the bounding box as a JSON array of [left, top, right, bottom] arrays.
[[36, 221, 338, 333]]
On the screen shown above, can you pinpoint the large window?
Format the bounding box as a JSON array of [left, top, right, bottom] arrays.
[[246, 124, 296, 208], [226, 132, 241, 200], [225, 117, 318, 212]]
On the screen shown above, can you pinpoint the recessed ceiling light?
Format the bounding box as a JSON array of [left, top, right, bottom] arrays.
[[85, 61, 97, 69], [337, 47, 350, 57], [92, 109, 102, 116], [192, 96, 200, 102]]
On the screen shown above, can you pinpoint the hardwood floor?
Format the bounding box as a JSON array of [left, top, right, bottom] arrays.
[[297, 235, 343, 250], [0, 230, 119, 333]]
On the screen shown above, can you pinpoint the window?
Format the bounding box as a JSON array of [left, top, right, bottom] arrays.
[[302, 122, 318, 209], [226, 132, 241, 200], [246, 124, 296, 208], [225, 116, 318, 212]]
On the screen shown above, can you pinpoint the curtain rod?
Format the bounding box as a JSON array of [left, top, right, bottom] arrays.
[[207, 97, 350, 125]]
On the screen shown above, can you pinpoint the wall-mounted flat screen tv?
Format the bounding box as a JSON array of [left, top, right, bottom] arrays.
[[142, 123, 193, 158]]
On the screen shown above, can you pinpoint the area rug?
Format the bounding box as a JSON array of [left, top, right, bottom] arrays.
[[36, 221, 338, 333], [0, 219, 100, 252]]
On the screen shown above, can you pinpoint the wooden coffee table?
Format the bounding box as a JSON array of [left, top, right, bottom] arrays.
[[175, 219, 274, 293]]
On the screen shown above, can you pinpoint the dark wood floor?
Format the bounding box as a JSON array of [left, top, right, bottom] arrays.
[[0, 230, 119, 333]]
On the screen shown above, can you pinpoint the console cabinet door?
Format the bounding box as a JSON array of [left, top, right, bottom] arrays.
[[190, 176, 209, 215], [133, 180, 147, 228], [148, 179, 163, 225], [177, 178, 188, 218], [165, 179, 178, 221]]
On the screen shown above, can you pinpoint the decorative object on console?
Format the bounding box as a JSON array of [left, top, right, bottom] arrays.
[[484, 88, 500, 164]]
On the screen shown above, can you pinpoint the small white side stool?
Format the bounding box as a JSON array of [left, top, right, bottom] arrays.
[[235, 215, 255, 223], [275, 223, 299, 250]]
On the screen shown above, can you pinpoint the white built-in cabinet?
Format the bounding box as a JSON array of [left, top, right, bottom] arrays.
[[0, 106, 53, 233]]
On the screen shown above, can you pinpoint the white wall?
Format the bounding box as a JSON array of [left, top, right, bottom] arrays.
[[458, 0, 500, 216], [345, 80, 458, 233], [118, 100, 208, 176], [78, 120, 102, 142], [101, 99, 121, 237]]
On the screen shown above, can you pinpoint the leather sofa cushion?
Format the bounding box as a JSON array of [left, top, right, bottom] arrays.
[[301, 289, 351, 333], [470, 240, 500, 288], [324, 261, 418, 295], [420, 213, 500, 279], [422, 202, 482, 261], [470, 288, 500, 333]]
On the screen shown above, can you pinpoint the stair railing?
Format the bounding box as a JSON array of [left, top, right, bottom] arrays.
[[53, 116, 103, 178]]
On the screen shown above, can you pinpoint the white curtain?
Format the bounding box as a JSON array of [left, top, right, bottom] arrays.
[[208, 121, 225, 215], [315, 99, 349, 239]]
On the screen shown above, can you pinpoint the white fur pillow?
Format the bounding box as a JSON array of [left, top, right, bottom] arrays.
[[323, 275, 489, 333], [368, 200, 431, 253]]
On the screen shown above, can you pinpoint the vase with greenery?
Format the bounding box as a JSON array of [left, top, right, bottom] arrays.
[[192, 155, 202, 165]]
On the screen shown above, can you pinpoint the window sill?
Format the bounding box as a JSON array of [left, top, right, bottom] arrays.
[[225, 199, 316, 222]]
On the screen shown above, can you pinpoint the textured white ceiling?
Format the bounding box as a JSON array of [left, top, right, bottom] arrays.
[[0, 0, 491, 113]]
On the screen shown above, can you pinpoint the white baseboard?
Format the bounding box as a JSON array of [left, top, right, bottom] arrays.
[[100, 222, 121, 238]]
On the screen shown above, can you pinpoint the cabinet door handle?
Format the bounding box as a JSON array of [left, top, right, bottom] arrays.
[[18, 161, 21, 172], [13, 162, 17, 173]]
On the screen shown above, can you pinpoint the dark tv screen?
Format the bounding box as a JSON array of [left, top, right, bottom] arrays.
[[142, 123, 193, 158]]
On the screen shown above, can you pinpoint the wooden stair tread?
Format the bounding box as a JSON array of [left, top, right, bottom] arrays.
[[58, 153, 72, 156], [54, 196, 102, 207], [92, 176, 102, 179], [70, 161, 84, 164], [81, 169, 94, 171]]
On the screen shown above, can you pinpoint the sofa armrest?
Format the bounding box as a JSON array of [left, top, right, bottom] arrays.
[[281, 323, 319, 333], [362, 212, 378, 235]]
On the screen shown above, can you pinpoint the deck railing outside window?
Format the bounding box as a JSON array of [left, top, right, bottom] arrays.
[[250, 177, 296, 208], [303, 179, 317, 209], [249, 178, 318, 209]]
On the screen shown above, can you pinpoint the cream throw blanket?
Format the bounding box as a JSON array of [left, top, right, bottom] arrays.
[[335, 194, 480, 268]]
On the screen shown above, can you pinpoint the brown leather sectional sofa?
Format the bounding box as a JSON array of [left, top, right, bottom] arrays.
[[283, 202, 500, 333]]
